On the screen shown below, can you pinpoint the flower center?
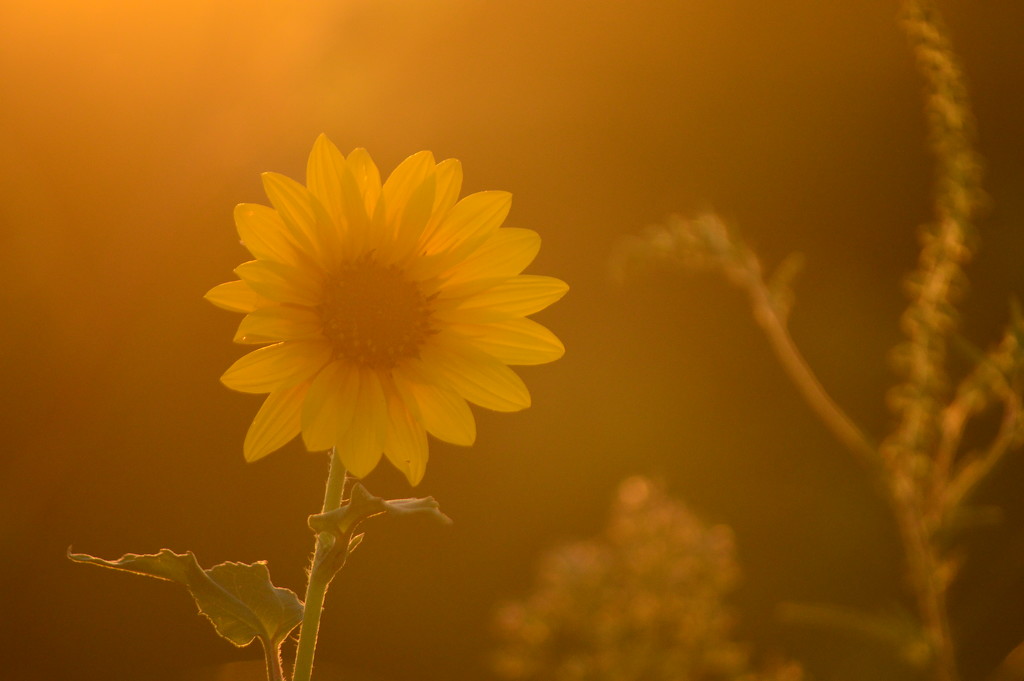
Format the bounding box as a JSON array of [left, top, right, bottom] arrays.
[[319, 258, 433, 369]]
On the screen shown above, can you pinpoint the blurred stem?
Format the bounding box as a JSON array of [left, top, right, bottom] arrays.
[[946, 392, 1021, 511], [735, 254, 878, 469], [292, 449, 348, 681], [735, 250, 961, 679], [890, 488, 957, 681]]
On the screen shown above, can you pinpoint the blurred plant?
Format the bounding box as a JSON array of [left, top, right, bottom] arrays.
[[616, 2, 1020, 680], [493, 476, 805, 681], [71, 138, 566, 681]]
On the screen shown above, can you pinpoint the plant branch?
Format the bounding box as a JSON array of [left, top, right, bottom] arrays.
[[732, 254, 878, 469], [292, 449, 349, 681], [264, 638, 286, 681], [946, 392, 1021, 512]]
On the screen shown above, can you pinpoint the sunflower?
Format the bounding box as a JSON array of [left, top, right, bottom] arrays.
[[206, 136, 567, 485]]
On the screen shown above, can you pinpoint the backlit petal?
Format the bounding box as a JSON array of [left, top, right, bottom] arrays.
[[449, 318, 565, 366], [221, 340, 331, 393], [393, 365, 477, 446], [420, 190, 511, 260], [244, 382, 308, 461], [382, 151, 436, 223], [432, 158, 463, 217], [431, 228, 541, 298], [301, 360, 357, 452], [306, 134, 348, 226], [234, 203, 299, 264], [419, 342, 531, 412], [262, 172, 341, 267], [383, 391, 428, 485], [235, 260, 323, 307], [205, 280, 265, 313], [261, 172, 319, 254], [234, 306, 323, 344], [339, 370, 388, 478], [346, 148, 382, 217], [441, 275, 568, 322]]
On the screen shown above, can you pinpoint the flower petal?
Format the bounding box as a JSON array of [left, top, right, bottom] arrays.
[[244, 382, 308, 462], [235, 260, 323, 307], [439, 275, 568, 323], [383, 391, 428, 486], [420, 190, 511, 260], [431, 228, 541, 298], [261, 172, 319, 253], [432, 158, 463, 216], [221, 340, 331, 393], [301, 360, 358, 452], [234, 306, 323, 344], [205, 280, 265, 313], [234, 203, 300, 265], [449, 318, 565, 366], [305, 134, 348, 227], [393, 366, 477, 446], [346, 147, 382, 218], [381, 151, 436, 223], [338, 370, 388, 478], [418, 342, 531, 412], [262, 171, 340, 267], [371, 151, 436, 261]]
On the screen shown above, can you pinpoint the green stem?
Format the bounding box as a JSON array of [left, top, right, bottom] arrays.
[[263, 639, 285, 681], [292, 449, 348, 681]]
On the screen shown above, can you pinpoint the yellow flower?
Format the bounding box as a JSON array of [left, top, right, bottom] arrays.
[[206, 136, 567, 485]]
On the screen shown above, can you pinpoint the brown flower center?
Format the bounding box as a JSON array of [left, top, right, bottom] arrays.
[[319, 257, 433, 369]]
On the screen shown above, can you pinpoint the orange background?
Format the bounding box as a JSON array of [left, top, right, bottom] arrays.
[[2, 1, 1023, 679]]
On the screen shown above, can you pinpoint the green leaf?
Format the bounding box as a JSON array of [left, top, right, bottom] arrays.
[[68, 548, 303, 649], [305, 483, 452, 583], [778, 601, 929, 668], [308, 483, 453, 538]]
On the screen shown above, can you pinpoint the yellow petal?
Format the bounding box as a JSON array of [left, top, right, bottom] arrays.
[[261, 172, 319, 253], [234, 306, 323, 344], [221, 340, 331, 393], [431, 228, 541, 297], [244, 382, 308, 462], [381, 151, 436, 223], [304, 138, 365, 262], [393, 365, 477, 446], [338, 370, 388, 478], [449, 318, 565, 366], [421, 190, 511, 259], [234, 260, 323, 307], [234, 203, 300, 265], [301, 360, 358, 452], [205, 280, 264, 313], [346, 147, 382, 217], [432, 158, 463, 217], [383, 391, 428, 486], [262, 172, 341, 267], [305, 134, 348, 226], [442, 275, 568, 322], [418, 342, 531, 412], [387, 173, 436, 264]]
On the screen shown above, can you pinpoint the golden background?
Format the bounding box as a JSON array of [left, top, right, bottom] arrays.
[[2, 1, 1023, 679]]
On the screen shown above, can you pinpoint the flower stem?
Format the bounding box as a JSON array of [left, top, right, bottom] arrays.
[[263, 639, 285, 681], [292, 449, 348, 681]]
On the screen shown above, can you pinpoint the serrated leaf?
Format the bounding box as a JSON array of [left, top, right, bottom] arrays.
[[68, 548, 303, 649], [305, 483, 452, 584]]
